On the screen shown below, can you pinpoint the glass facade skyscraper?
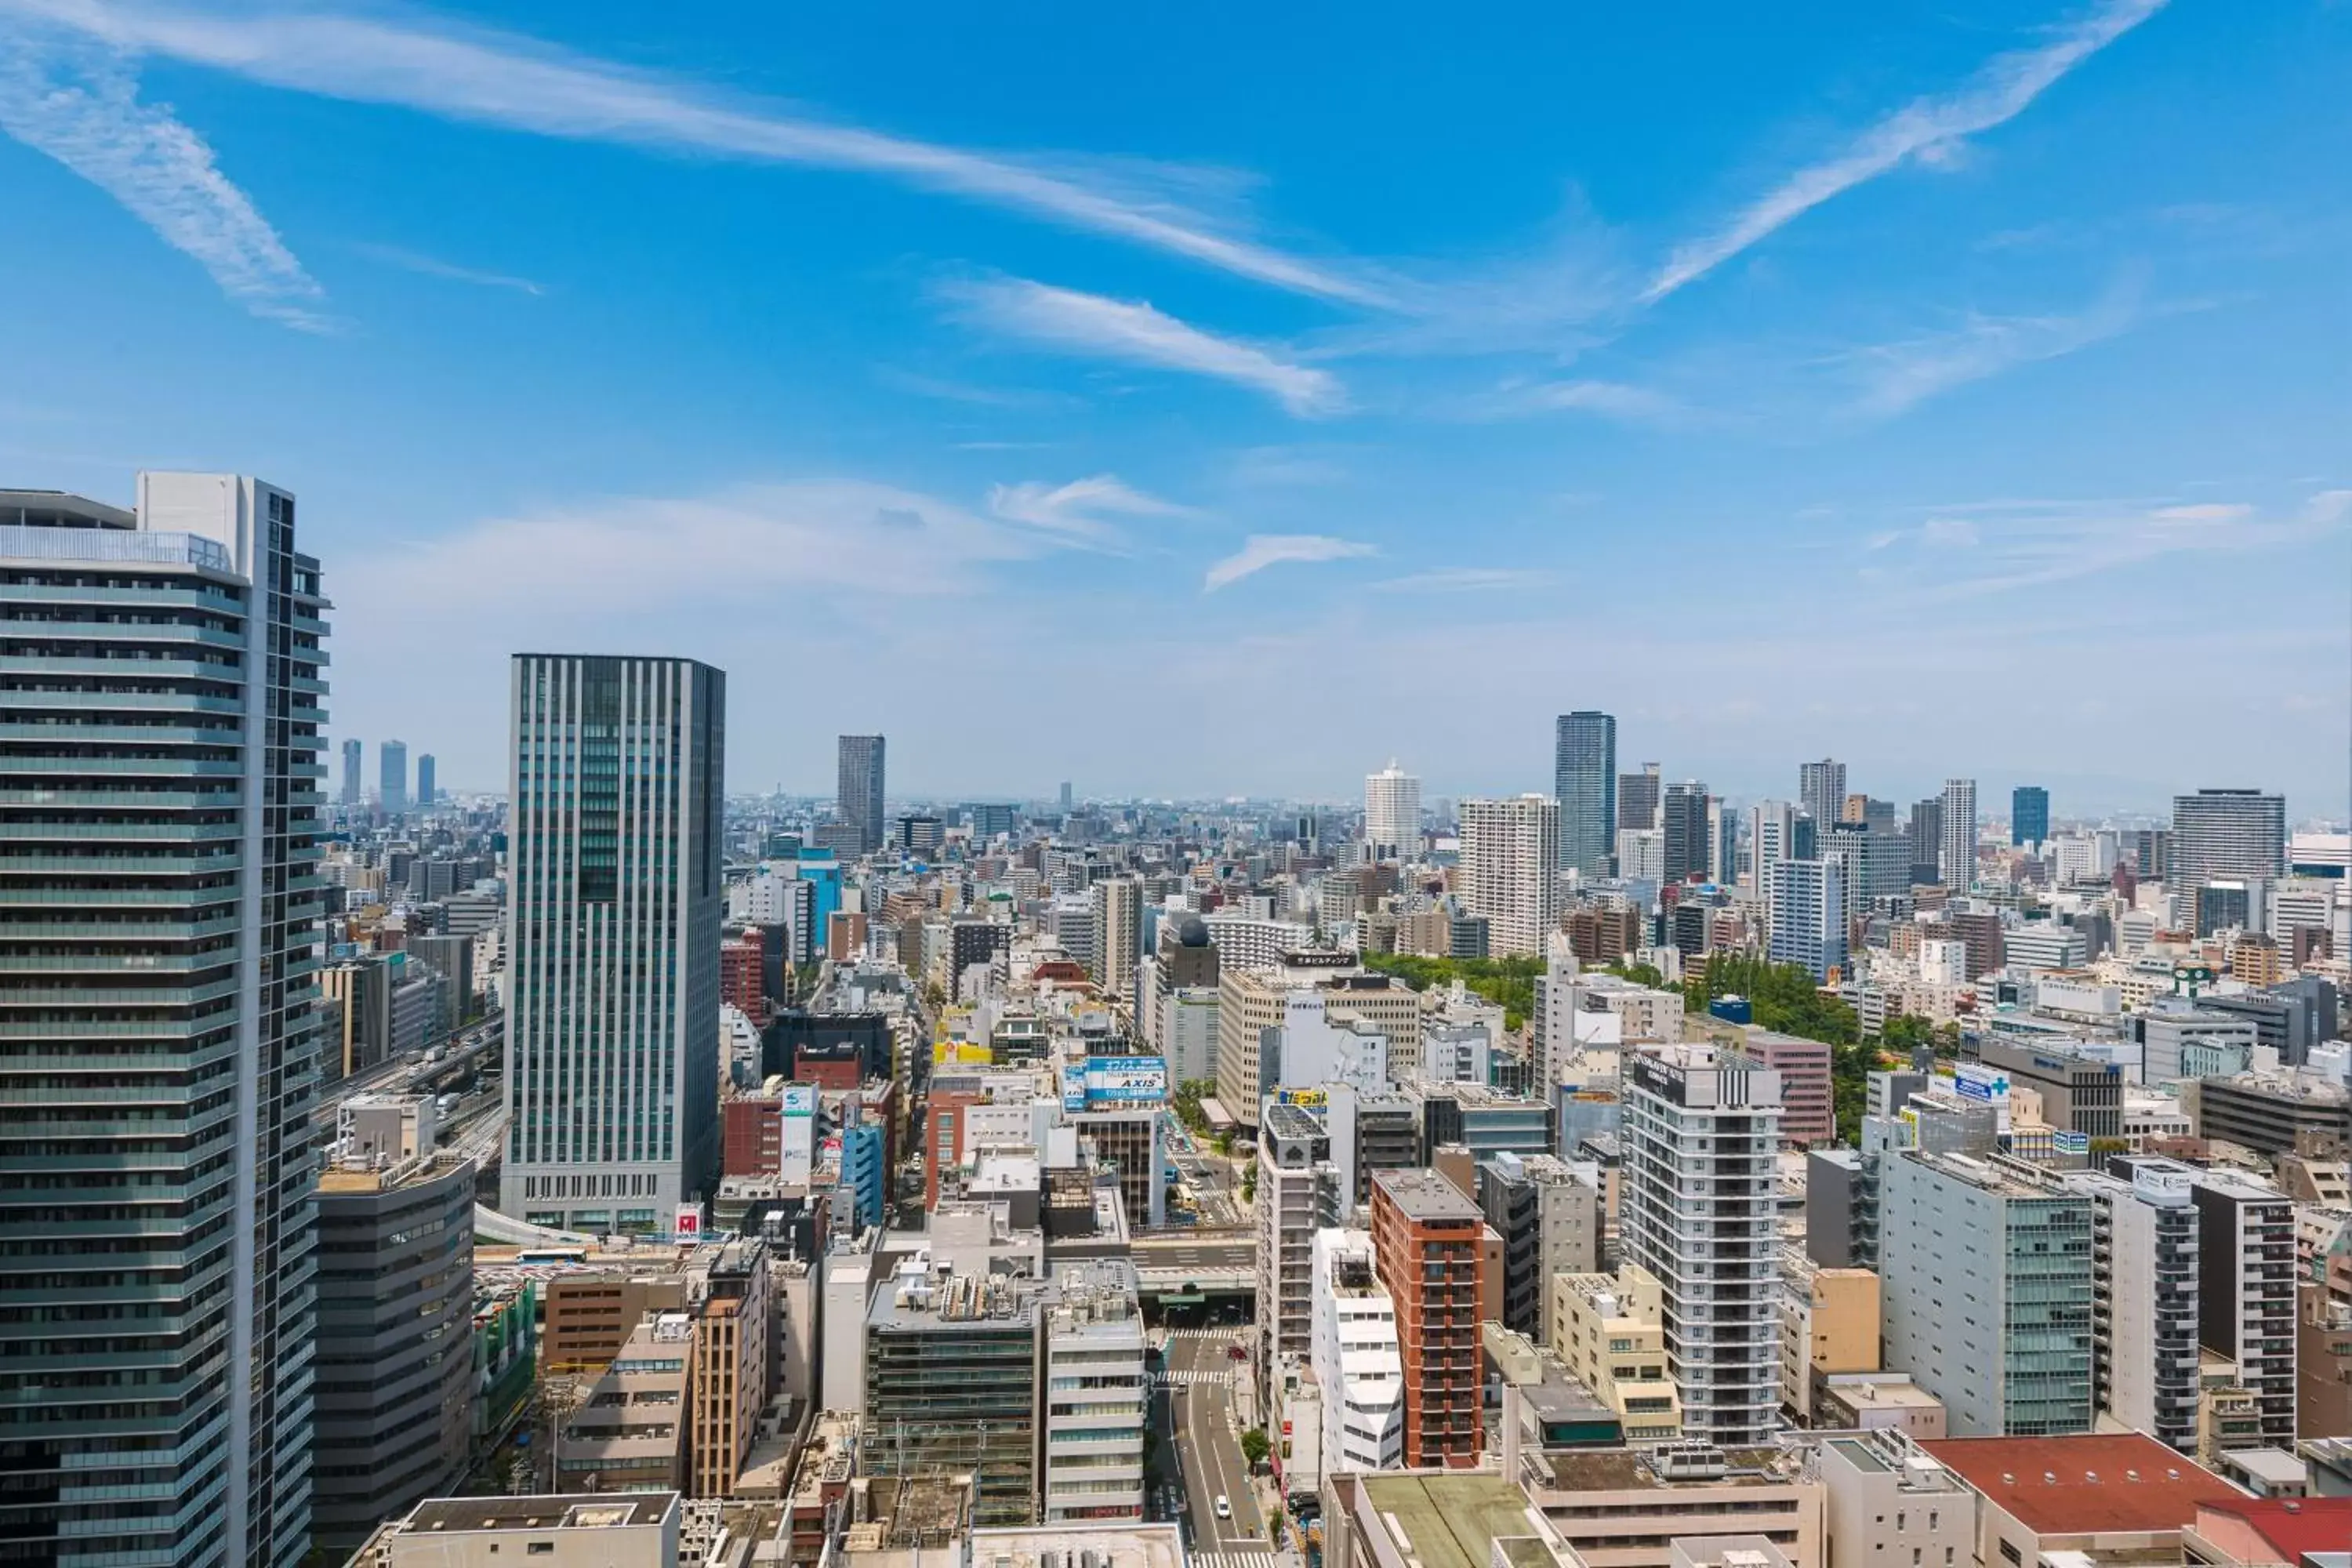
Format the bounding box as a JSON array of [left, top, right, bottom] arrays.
[[1553, 710, 1616, 876], [378, 738, 407, 815], [2012, 784, 2049, 846], [0, 475, 328, 1567], [503, 655, 724, 1233], [837, 733, 886, 855]]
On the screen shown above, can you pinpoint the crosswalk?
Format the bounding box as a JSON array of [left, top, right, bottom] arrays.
[[1191, 1552, 1274, 1568], [1152, 1367, 1230, 1386], [1164, 1328, 1241, 1341]]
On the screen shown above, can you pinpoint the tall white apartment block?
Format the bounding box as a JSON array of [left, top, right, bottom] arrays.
[[2064, 1157, 2201, 1452], [1748, 800, 1802, 895], [1043, 1261, 1147, 1522], [504, 655, 725, 1231], [1940, 778, 1978, 890], [1621, 1045, 1785, 1445], [1459, 793, 1560, 956], [1363, 761, 1421, 862], [1768, 855, 1849, 982], [1311, 1228, 1406, 1473], [1201, 909, 1315, 974], [1256, 1100, 1343, 1402]]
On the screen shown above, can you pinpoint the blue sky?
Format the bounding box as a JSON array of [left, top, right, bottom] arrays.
[[2, 0, 2346, 817]]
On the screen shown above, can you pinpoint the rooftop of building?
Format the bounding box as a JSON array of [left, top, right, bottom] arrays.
[[399, 1494, 676, 1533], [868, 1265, 1046, 1333], [1354, 1472, 1558, 1568], [964, 1523, 1185, 1568], [1818, 1375, 1945, 1415], [1261, 1099, 1327, 1142], [1047, 1258, 1140, 1331], [1375, 1166, 1486, 1222], [1541, 1444, 1802, 1493], [2194, 1497, 2352, 1563], [1918, 1434, 2241, 1536], [316, 1150, 474, 1196], [1902, 1149, 2075, 1199]]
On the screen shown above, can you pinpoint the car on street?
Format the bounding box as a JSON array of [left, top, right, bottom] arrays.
[[1214, 1495, 1231, 1520]]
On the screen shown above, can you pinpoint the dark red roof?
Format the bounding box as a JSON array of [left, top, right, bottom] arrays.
[[1919, 1434, 2241, 1536], [2198, 1497, 2352, 1562]]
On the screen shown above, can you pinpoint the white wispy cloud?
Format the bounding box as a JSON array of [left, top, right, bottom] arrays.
[[949, 278, 1348, 417], [1472, 377, 1694, 426], [0, 33, 326, 326], [12, 0, 1384, 307], [1203, 533, 1374, 591], [986, 474, 1189, 543], [1370, 567, 1553, 593], [1841, 283, 2142, 416], [1880, 488, 2350, 598], [343, 478, 1094, 619], [351, 241, 542, 294], [1643, 0, 2169, 302]]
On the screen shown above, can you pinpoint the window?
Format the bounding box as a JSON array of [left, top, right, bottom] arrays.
[[528, 1545, 555, 1557], [1999, 1542, 2020, 1566]]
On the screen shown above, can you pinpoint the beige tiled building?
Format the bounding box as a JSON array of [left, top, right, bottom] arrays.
[[1548, 1265, 1681, 1442]]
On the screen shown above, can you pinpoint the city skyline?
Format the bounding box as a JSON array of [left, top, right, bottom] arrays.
[[1, 4, 2343, 808]]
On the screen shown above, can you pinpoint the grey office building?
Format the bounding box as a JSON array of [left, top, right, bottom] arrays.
[[379, 737, 408, 814], [416, 751, 435, 808], [1907, 797, 1944, 886], [2172, 788, 2286, 894], [1798, 759, 1846, 831], [837, 733, 887, 855], [0, 476, 328, 1567], [342, 735, 363, 808], [504, 655, 725, 1231], [1554, 710, 1617, 875], [1977, 1038, 2122, 1142], [1879, 1150, 2095, 1437], [312, 1154, 477, 1549]]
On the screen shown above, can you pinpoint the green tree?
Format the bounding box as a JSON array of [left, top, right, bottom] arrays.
[[1240, 1427, 1271, 1467], [1686, 953, 1876, 1142], [1172, 1078, 1213, 1135], [1606, 960, 1667, 989], [1360, 952, 1543, 1029], [1239, 1166, 1258, 1205]]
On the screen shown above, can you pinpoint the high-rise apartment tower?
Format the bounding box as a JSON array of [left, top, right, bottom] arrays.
[[1940, 778, 1977, 890], [1621, 1045, 1785, 1446], [1798, 759, 1847, 832], [1459, 794, 1560, 956], [0, 475, 329, 1567], [1363, 760, 1421, 862]]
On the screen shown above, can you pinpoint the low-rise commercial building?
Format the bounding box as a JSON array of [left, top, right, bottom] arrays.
[[349, 1493, 681, 1568], [1549, 1266, 1681, 1443]]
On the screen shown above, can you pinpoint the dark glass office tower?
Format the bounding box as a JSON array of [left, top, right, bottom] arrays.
[[1553, 710, 1616, 876]]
